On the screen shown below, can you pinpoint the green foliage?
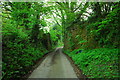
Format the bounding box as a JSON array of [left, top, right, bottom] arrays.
[[78, 40, 87, 44], [49, 24, 63, 47], [63, 2, 119, 79], [2, 21, 48, 79], [41, 20, 47, 27], [2, 2, 51, 79], [89, 4, 120, 48], [65, 48, 119, 78], [2, 1, 120, 79]]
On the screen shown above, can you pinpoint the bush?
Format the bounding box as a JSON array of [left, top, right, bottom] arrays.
[[65, 48, 119, 78], [2, 23, 48, 79]]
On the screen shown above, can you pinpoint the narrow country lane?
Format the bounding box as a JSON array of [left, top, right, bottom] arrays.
[[28, 48, 78, 78]]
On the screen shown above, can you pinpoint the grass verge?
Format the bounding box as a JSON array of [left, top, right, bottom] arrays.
[[64, 48, 119, 78]]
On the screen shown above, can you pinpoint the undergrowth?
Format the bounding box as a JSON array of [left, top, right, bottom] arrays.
[[2, 23, 48, 79], [64, 48, 119, 78]]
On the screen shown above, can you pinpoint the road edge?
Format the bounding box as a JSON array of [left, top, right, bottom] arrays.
[[63, 51, 89, 79], [23, 49, 55, 80]]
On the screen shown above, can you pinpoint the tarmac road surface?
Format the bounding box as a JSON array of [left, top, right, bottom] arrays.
[[28, 48, 78, 78]]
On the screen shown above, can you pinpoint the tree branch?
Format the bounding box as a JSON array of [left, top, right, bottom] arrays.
[[73, 3, 82, 12], [52, 13, 62, 27]]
